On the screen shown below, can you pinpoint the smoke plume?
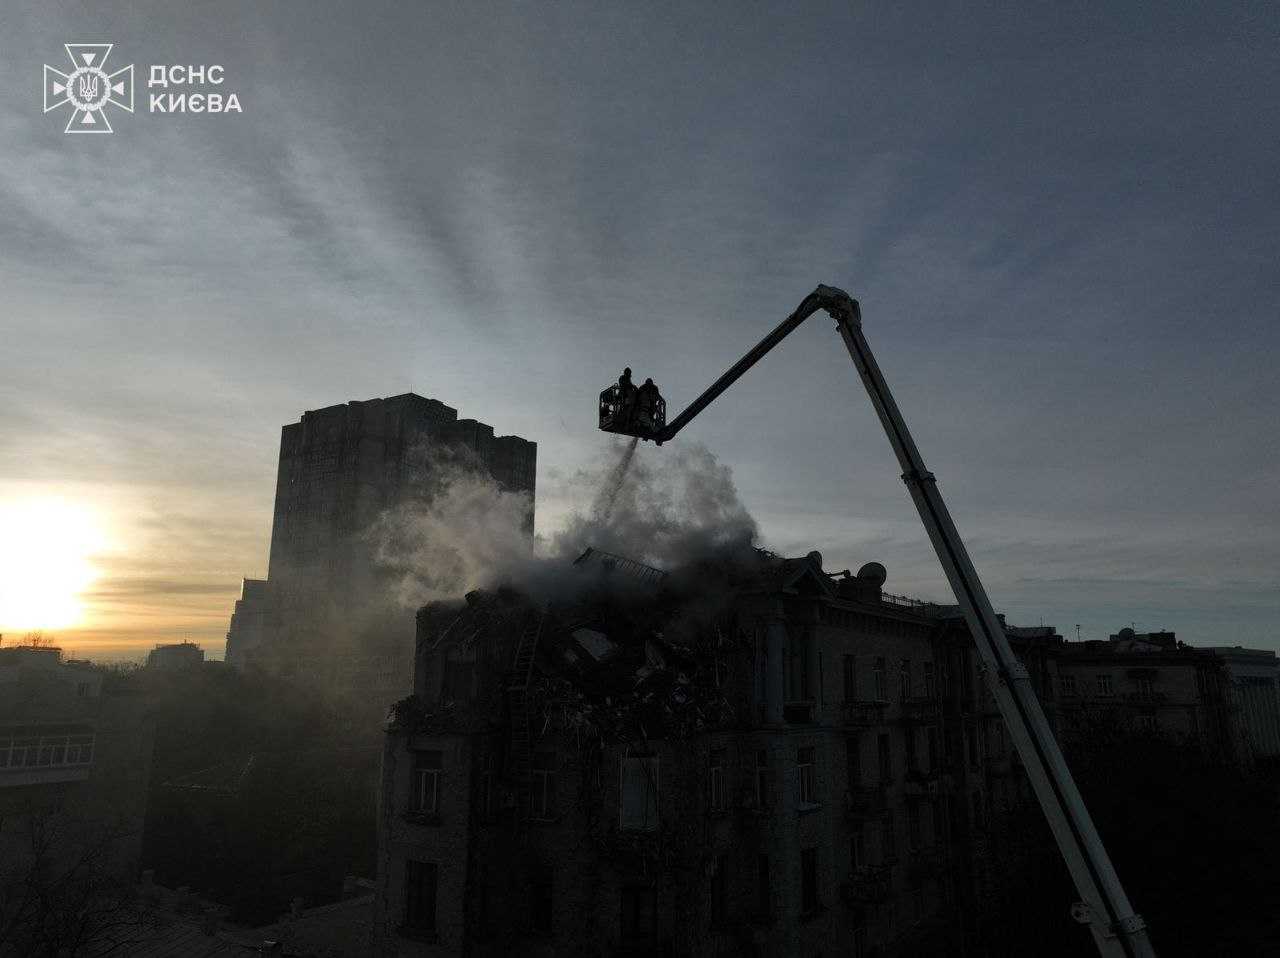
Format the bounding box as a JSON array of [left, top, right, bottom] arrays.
[[368, 437, 759, 608]]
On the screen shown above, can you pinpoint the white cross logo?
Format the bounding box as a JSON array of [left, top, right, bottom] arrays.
[[44, 44, 134, 133]]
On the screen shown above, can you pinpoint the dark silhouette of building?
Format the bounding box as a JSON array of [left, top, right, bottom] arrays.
[[240, 393, 536, 704], [224, 578, 266, 672]]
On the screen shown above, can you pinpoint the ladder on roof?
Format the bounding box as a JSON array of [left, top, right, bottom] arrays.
[[507, 604, 547, 854]]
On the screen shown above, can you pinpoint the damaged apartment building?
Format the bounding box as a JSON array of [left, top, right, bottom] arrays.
[[375, 548, 1064, 958]]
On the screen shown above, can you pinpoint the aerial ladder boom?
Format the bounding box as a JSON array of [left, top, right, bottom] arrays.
[[602, 286, 1155, 957]]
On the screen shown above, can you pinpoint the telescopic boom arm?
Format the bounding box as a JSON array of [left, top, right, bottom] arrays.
[[646, 285, 1155, 957]]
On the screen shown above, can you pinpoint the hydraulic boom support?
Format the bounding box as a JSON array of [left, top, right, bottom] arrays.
[[644, 285, 1155, 957]]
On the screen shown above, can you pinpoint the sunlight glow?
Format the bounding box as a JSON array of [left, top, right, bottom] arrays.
[[0, 499, 104, 634]]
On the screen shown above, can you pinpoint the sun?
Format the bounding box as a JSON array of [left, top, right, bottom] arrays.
[[0, 499, 104, 634]]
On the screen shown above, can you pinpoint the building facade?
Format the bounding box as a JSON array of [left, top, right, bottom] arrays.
[[374, 551, 1060, 958], [0, 644, 156, 930], [1055, 630, 1280, 766], [224, 577, 266, 672], [236, 393, 536, 702]]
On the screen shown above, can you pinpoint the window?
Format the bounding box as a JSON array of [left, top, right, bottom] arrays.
[[904, 727, 917, 773], [843, 654, 857, 701], [476, 863, 490, 928], [926, 727, 938, 771], [881, 900, 897, 943], [0, 734, 94, 769], [851, 830, 864, 869], [1060, 674, 1077, 697], [75, 682, 90, 698], [1096, 674, 1114, 696], [877, 733, 891, 783], [621, 755, 659, 831], [710, 854, 728, 924], [972, 791, 984, 829], [908, 802, 921, 848], [708, 748, 725, 811], [801, 847, 819, 913], [881, 814, 896, 862], [755, 749, 769, 809], [852, 919, 869, 958], [757, 854, 771, 919], [531, 865, 553, 933], [404, 860, 438, 933], [1139, 714, 1158, 733], [899, 659, 912, 700], [966, 722, 979, 767], [531, 752, 556, 819], [797, 746, 816, 806], [846, 735, 861, 789], [621, 886, 657, 944], [411, 751, 442, 816], [479, 753, 493, 817], [873, 658, 887, 701], [923, 661, 936, 699], [1135, 676, 1155, 698]]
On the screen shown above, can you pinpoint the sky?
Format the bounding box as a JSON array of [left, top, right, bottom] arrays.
[[0, 2, 1277, 660]]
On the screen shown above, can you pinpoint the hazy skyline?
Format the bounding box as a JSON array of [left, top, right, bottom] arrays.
[[1, 3, 1277, 659]]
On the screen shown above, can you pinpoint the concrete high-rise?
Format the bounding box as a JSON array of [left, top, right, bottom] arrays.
[[242, 393, 536, 701]]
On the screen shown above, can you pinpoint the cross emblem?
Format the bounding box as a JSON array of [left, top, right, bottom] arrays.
[[44, 44, 134, 133]]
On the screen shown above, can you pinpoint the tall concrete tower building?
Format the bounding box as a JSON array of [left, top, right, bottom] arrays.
[[240, 393, 536, 702]]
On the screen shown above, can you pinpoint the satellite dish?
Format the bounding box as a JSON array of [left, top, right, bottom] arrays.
[[806, 550, 824, 569], [856, 562, 887, 588]]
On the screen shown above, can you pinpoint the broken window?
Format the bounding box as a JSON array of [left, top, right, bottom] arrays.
[[845, 735, 861, 789], [411, 750, 442, 816], [621, 754, 659, 831], [708, 748, 725, 811], [797, 746, 817, 806], [530, 865, 553, 933], [620, 886, 657, 944], [404, 859, 438, 933], [531, 752, 557, 820], [881, 814, 896, 862], [755, 749, 769, 809], [710, 854, 728, 924], [757, 854, 771, 919], [478, 752, 492, 817], [801, 847, 819, 913]]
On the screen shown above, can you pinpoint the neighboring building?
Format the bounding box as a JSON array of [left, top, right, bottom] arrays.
[[147, 641, 206, 671], [239, 393, 537, 703], [0, 644, 157, 939], [374, 551, 1059, 958], [1055, 630, 1280, 766], [1207, 646, 1280, 761], [224, 578, 267, 672]]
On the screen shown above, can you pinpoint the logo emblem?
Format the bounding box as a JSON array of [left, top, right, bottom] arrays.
[[44, 44, 134, 133]]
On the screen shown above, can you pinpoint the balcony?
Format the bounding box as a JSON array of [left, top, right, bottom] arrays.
[[842, 702, 886, 728], [983, 755, 1013, 777], [898, 697, 938, 724], [842, 865, 892, 904], [783, 701, 816, 725], [908, 845, 945, 880], [903, 769, 940, 799], [1122, 692, 1168, 704], [845, 785, 888, 818]]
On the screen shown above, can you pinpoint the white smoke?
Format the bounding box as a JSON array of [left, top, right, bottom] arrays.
[[368, 437, 759, 607]]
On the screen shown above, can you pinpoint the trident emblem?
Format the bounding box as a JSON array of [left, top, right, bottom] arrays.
[[44, 44, 134, 133]]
